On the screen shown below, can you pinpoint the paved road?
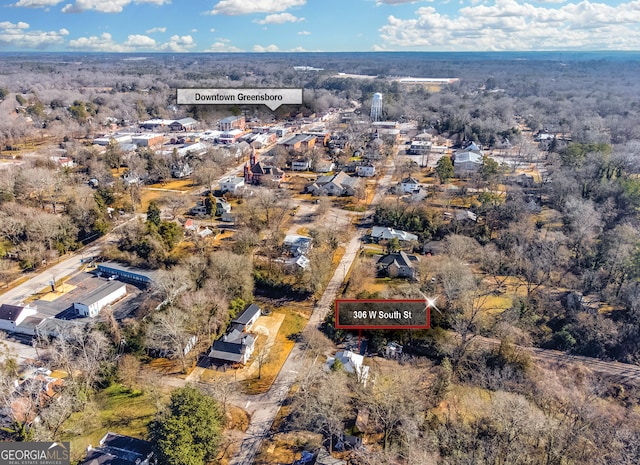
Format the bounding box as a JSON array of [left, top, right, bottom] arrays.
[[229, 149, 400, 465]]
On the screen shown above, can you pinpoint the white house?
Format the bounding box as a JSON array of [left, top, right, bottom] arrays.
[[291, 158, 312, 171], [454, 151, 484, 177], [220, 176, 245, 194], [314, 160, 335, 173], [327, 350, 370, 385], [356, 164, 376, 177], [399, 176, 420, 193], [73, 281, 127, 317], [370, 226, 418, 242], [0, 304, 37, 333]]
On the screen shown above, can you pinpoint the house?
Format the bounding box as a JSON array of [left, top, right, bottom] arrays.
[[377, 251, 419, 279], [197, 227, 213, 238], [284, 254, 310, 270], [216, 198, 231, 216], [248, 161, 285, 185], [305, 171, 360, 196], [291, 158, 312, 171], [513, 172, 535, 187], [171, 162, 192, 178], [231, 303, 261, 332], [283, 235, 313, 257], [208, 329, 256, 365], [219, 115, 245, 132], [314, 160, 335, 173], [452, 210, 478, 222], [453, 151, 483, 177], [169, 117, 197, 131], [183, 218, 197, 233], [80, 432, 156, 465], [399, 176, 420, 193], [220, 176, 245, 194], [0, 304, 37, 334], [408, 140, 432, 155], [221, 212, 235, 223], [327, 350, 370, 385], [370, 226, 418, 242], [356, 164, 376, 177], [73, 281, 127, 317], [122, 171, 141, 185], [384, 342, 403, 358]]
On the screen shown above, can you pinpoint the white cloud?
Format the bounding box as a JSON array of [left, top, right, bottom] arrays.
[[376, 0, 423, 4], [253, 44, 280, 52], [13, 0, 63, 7], [62, 0, 170, 13], [0, 21, 68, 48], [191, 29, 198, 32], [159, 34, 196, 52], [298, 30, 311, 35], [288, 46, 307, 52], [124, 34, 156, 47], [208, 0, 305, 15], [255, 12, 304, 24], [146, 26, 166, 33], [206, 41, 244, 52], [69, 32, 164, 51], [379, 0, 640, 50], [209, 28, 216, 32]]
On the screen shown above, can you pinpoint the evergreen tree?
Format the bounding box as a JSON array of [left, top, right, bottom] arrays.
[[146, 201, 161, 227], [149, 386, 224, 465], [436, 156, 454, 184]]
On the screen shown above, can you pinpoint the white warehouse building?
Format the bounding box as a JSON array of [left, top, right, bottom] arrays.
[[73, 281, 127, 318]]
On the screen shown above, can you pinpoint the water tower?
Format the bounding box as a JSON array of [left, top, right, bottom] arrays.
[[370, 92, 383, 122]]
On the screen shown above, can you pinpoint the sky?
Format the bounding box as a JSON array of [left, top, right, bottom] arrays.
[[0, 0, 639, 53]]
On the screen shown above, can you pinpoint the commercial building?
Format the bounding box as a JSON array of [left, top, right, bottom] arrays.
[[73, 281, 127, 317], [97, 263, 155, 286]]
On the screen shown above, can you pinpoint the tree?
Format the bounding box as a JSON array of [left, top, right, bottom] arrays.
[[146, 201, 161, 227], [435, 156, 454, 184], [149, 386, 224, 465]]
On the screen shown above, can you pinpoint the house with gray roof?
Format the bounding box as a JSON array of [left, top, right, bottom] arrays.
[[305, 171, 360, 196], [376, 251, 419, 279], [80, 432, 156, 465], [0, 304, 37, 334], [453, 142, 487, 177], [231, 303, 261, 332], [208, 329, 256, 365], [370, 226, 418, 243]]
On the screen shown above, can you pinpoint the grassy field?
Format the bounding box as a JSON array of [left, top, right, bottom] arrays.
[[145, 179, 195, 191], [60, 384, 161, 462]]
